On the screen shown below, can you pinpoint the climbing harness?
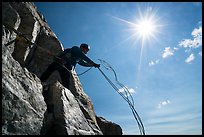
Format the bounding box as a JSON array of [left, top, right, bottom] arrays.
[[3, 24, 92, 76], [98, 59, 145, 135], [54, 60, 93, 76]]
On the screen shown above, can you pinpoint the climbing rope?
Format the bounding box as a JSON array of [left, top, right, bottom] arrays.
[[54, 60, 93, 76], [3, 24, 92, 76], [98, 59, 145, 135]]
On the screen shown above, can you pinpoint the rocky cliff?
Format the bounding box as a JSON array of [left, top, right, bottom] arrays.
[[2, 2, 122, 135]]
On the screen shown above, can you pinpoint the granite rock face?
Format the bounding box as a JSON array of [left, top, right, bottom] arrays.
[[2, 2, 122, 135]]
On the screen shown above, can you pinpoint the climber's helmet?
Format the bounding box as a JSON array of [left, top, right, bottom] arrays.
[[80, 43, 90, 54]]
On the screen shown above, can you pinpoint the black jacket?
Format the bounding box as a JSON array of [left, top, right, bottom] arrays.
[[56, 46, 95, 70]]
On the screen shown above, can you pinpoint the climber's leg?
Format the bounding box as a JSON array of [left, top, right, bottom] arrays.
[[58, 66, 71, 90], [40, 62, 58, 82]]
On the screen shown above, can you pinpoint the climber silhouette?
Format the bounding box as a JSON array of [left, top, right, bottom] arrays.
[[40, 43, 100, 89]]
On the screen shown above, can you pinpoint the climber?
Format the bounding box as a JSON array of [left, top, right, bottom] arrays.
[[40, 43, 100, 89]]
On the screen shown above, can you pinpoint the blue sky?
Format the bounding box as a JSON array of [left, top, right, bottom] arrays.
[[34, 2, 202, 135]]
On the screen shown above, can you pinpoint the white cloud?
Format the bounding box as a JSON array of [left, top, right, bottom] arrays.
[[155, 59, 159, 64], [118, 86, 136, 95], [185, 53, 195, 64], [173, 47, 179, 51], [128, 88, 136, 93], [150, 23, 201, 66], [149, 59, 159, 67], [157, 100, 171, 109], [179, 26, 202, 49], [162, 47, 174, 58], [149, 61, 155, 66], [198, 51, 202, 57], [192, 26, 202, 38]]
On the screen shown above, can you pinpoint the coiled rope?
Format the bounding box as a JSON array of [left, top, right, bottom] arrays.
[[98, 59, 145, 135]]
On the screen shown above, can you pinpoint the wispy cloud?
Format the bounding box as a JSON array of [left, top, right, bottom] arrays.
[[185, 53, 195, 64], [147, 110, 201, 135], [157, 100, 171, 109]]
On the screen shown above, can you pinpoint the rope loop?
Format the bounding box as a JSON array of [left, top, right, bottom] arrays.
[[98, 59, 145, 135]]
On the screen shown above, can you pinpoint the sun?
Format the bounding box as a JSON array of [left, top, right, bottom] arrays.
[[109, 8, 161, 43], [134, 18, 156, 39], [109, 6, 164, 83], [131, 8, 160, 43]]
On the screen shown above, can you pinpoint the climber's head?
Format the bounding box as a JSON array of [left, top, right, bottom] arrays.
[[80, 43, 90, 54]]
